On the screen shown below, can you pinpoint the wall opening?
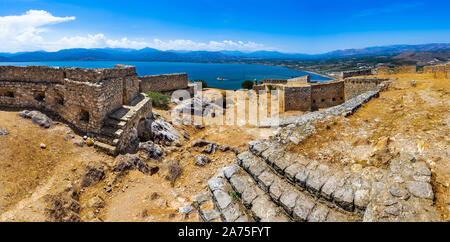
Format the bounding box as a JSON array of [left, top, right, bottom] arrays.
[[321, 99, 325, 103], [332, 97, 336, 102], [34, 91, 45, 102], [0, 89, 14, 98], [80, 109, 90, 123], [55, 93, 64, 105]]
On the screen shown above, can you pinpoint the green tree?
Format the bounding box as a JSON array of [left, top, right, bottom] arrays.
[[241, 80, 254, 89]]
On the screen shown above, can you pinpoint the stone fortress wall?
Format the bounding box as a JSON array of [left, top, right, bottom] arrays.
[[378, 63, 450, 79], [340, 69, 373, 78], [310, 81, 345, 110], [0, 64, 189, 155], [344, 78, 388, 100], [139, 73, 188, 93], [257, 74, 386, 112], [394, 65, 417, 74]]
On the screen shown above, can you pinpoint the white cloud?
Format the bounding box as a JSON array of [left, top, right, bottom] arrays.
[[150, 39, 264, 51], [0, 10, 268, 53], [0, 10, 75, 52]]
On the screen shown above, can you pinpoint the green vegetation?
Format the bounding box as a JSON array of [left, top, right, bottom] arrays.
[[241, 80, 254, 89], [333, 121, 338, 125], [146, 91, 169, 108], [267, 85, 277, 91], [326, 125, 331, 130], [231, 191, 240, 202], [194, 80, 208, 88]]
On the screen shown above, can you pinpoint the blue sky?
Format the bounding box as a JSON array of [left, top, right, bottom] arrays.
[[0, 0, 449, 53]]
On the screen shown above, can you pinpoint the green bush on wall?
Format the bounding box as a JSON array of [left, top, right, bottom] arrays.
[[241, 80, 254, 89], [146, 91, 169, 108]]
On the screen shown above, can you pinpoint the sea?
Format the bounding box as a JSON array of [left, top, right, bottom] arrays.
[[0, 61, 332, 90]]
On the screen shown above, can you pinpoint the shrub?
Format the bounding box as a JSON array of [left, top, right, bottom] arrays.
[[241, 80, 254, 90], [194, 80, 208, 88], [231, 191, 240, 202], [267, 85, 277, 91], [326, 125, 331, 130], [146, 91, 169, 108]]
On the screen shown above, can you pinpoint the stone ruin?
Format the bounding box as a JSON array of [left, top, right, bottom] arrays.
[[0, 64, 191, 155]]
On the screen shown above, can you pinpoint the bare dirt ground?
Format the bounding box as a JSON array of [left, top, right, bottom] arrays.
[[287, 73, 449, 221]]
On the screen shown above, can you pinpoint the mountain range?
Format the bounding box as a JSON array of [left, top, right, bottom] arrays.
[[0, 43, 449, 62]]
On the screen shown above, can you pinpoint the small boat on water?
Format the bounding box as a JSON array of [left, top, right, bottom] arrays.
[[217, 77, 228, 81]]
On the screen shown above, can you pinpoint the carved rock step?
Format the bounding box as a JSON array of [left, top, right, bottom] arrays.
[[221, 165, 291, 222], [248, 140, 370, 213], [104, 118, 127, 129], [95, 134, 119, 146], [100, 126, 123, 138], [236, 151, 356, 222], [194, 191, 223, 222], [94, 141, 117, 156], [206, 174, 255, 222], [109, 93, 151, 122]]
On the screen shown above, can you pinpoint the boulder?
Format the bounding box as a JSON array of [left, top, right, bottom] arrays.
[[149, 119, 182, 145], [18, 110, 53, 128], [113, 154, 149, 174], [139, 141, 163, 161], [165, 159, 184, 185], [87, 196, 105, 209], [202, 143, 218, 154], [195, 155, 211, 166]]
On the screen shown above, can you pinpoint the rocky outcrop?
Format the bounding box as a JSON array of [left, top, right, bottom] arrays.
[[81, 161, 105, 188], [113, 154, 149, 174]]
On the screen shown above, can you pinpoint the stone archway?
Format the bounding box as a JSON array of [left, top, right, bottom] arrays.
[[137, 118, 151, 142]]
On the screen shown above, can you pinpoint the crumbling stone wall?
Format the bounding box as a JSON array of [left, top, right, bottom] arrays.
[[424, 64, 448, 79], [344, 78, 388, 100], [287, 75, 310, 84], [446, 63, 450, 79], [340, 69, 373, 79], [311, 81, 345, 110], [139, 73, 188, 93], [377, 66, 390, 75], [0, 64, 141, 134], [394, 65, 416, 74], [259, 79, 287, 85]]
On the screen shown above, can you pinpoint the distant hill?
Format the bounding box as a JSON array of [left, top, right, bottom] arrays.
[[0, 43, 449, 62], [392, 50, 450, 65], [323, 43, 450, 58]]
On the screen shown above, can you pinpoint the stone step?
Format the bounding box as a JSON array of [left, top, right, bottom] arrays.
[[104, 118, 127, 129], [221, 165, 291, 222], [95, 134, 119, 146], [237, 151, 358, 222], [109, 93, 151, 122], [100, 126, 123, 138], [248, 140, 372, 213], [194, 191, 223, 222], [94, 141, 117, 156], [206, 174, 256, 222]]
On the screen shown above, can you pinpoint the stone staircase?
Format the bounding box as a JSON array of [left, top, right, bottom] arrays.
[[195, 138, 439, 222], [94, 93, 151, 155]]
